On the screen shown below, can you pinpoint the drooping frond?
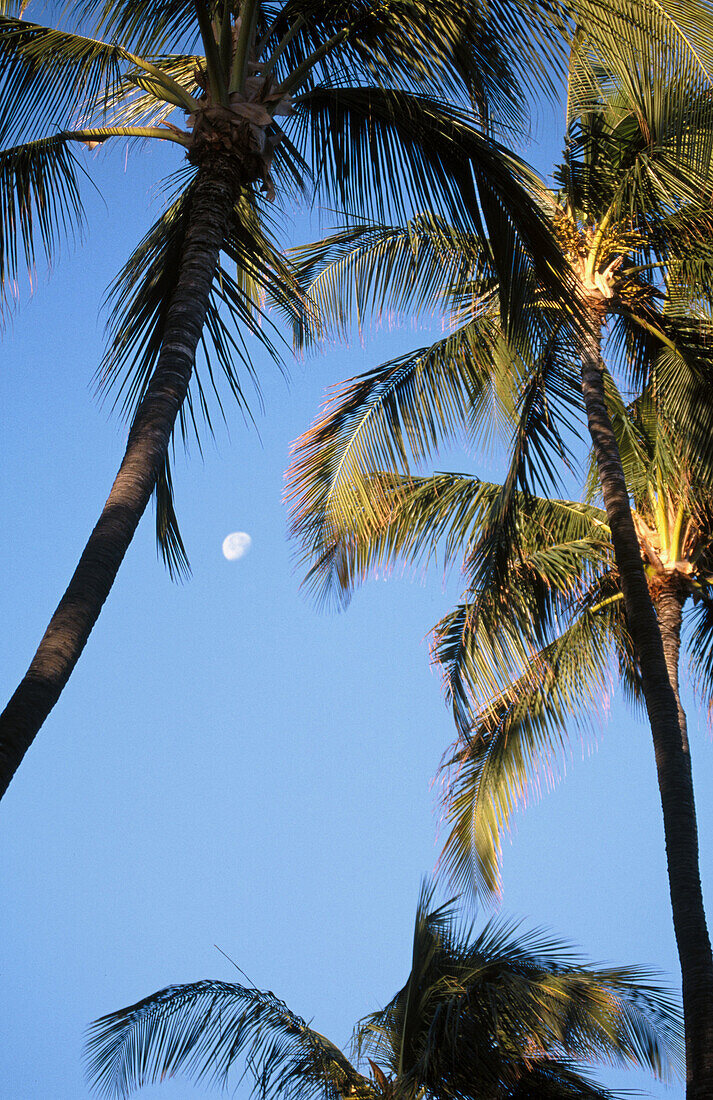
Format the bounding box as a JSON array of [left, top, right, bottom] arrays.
[[293, 85, 571, 328], [287, 316, 520, 606], [0, 135, 84, 309], [567, 0, 713, 151], [86, 979, 367, 1100], [96, 173, 313, 573], [685, 588, 713, 716], [295, 458, 610, 623], [0, 16, 128, 143], [609, 303, 713, 476], [290, 215, 488, 337], [92, 54, 202, 130], [77, 0, 202, 56], [154, 451, 191, 581], [436, 592, 619, 899], [464, 323, 585, 595], [96, 177, 310, 427]]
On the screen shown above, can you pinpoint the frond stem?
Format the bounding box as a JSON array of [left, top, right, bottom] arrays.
[[261, 16, 305, 78], [65, 125, 189, 146], [193, 0, 228, 104], [123, 51, 200, 111], [273, 29, 350, 96], [230, 0, 259, 93], [670, 498, 687, 562], [584, 205, 615, 281]]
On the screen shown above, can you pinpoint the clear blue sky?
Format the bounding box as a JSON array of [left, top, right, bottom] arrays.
[[0, 83, 710, 1100]]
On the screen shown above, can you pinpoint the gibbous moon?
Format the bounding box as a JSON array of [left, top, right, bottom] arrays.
[[222, 531, 252, 561]]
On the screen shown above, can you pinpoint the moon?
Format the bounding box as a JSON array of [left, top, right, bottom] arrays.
[[222, 531, 252, 561]]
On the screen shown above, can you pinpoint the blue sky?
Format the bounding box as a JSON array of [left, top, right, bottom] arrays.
[[0, 79, 710, 1100]]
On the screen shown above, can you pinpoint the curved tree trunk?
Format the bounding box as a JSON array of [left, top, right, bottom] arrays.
[[0, 153, 240, 801], [580, 307, 713, 1099]]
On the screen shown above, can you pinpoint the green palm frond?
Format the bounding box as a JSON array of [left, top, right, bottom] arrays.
[[254, 0, 563, 120], [86, 889, 682, 1098], [96, 174, 313, 574], [0, 135, 84, 310], [154, 452, 190, 581], [568, 0, 713, 134], [605, 302, 713, 480], [287, 318, 521, 605], [290, 215, 488, 337], [0, 16, 128, 142], [356, 888, 682, 1090], [465, 325, 584, 595], [685, 589, 713, 713], [501, 1062, 618, 1098], [294, 87, 482, 230], [293, 84, 571, 326], [77, 0, 202, 56], [96, 179, 309, 424], [436, 595, 619, 899], [93, 54, 202, 129], [295, 472, 608, 608], [86, 979, 367, 1100]]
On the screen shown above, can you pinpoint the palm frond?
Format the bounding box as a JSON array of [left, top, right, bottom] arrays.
[[77, 0, 201, 56], [290, 215, 488, 338], [96, 177, 310, 426], [287, 316, 521, 606], [0, 135, 84, 309], [154, 452, 191, 580], [685, 588, 713, 715], [291, 84, 572, 328], [356, 893, 682, 1090], [612, 303, 713, 476], [0, 15, 128, 143], [465, 324, 584, 596], [93, 54, 202, 130], [436, 599, 616, 900], [86, 979, 366, 1100], [97, 173, 313, 572]]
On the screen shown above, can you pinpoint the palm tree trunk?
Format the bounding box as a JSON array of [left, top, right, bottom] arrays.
[[655, 577, 690, 753], [580, 306, 713, 1099], [0, 152, 240, 801]]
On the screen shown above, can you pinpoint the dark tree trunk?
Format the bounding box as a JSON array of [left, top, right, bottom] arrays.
[[0, 153, 240, 801], [655, 577, 690, 753], [580, 308, 713, 1099]]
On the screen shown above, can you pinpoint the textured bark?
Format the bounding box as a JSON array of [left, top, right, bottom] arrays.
[[580, 308, 713, 1098], [655, 577, 690, 754], [0, 153, 240, 801]]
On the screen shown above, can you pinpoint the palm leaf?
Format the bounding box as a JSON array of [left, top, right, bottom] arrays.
[[0, 15, 128, 142], [86, 979, 366, 1100], [154, 452, 191, 581], [94, 54, 203, 130], [356, 892, 682, 1089], [0, 135, 84, 309], [292, 84, 572, 329], [436, 594, 620, 899], [290, 215, 488, 337], [465, 323, 584, 596], [77, 0, 201, 56], [96, 172, 313, 572], [287, 316, 521, 606]]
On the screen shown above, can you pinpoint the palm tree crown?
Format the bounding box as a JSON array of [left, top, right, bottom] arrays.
[[85, 887, 683, 1098]]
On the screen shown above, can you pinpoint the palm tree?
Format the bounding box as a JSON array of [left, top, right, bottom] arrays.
[[84, 886, 683, 1097], [0, 0, 569, 800], [286, 13, 713, 1093]]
